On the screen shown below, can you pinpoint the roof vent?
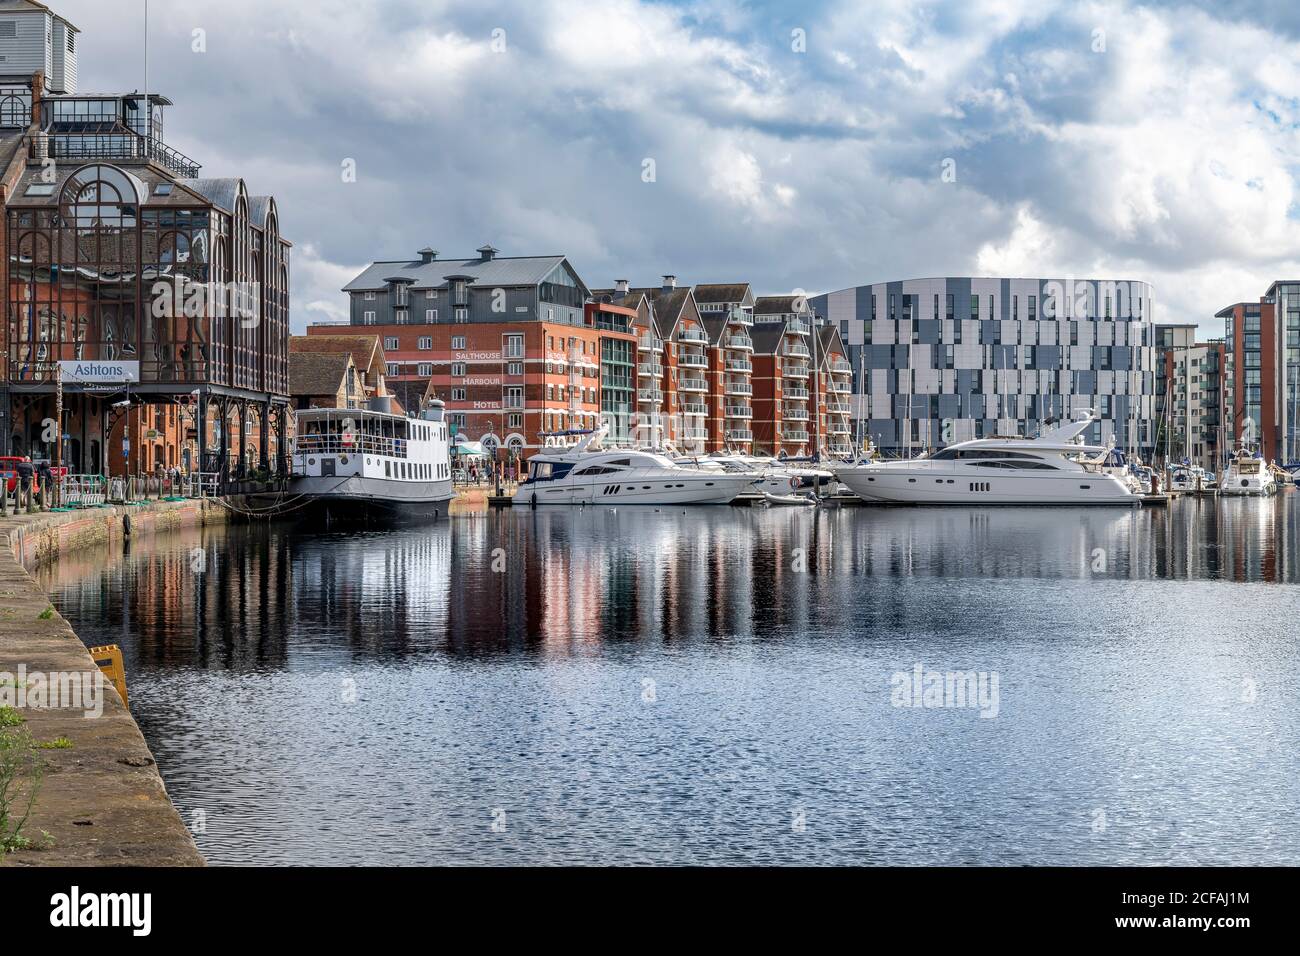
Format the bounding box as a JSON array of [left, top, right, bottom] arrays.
[[615, 279, 629, 295], [477, 244, 498, 261], [419, 247, 437, 264], [662, 275, 677, 292]]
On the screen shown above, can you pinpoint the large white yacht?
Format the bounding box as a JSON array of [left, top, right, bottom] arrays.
[[1218, 447, 1277, 496], [515, 429, 761, 506], [290, 397, 454, 523], [832, 411, 1140, 505]]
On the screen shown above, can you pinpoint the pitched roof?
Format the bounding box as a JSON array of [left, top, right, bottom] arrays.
[[817, 324, 845, 361], [694, 283, 752, 305], [289, 352, 351, 398], [700, 314, 729, 345], [748, 324, 787, 355], [292, 334, 386, 386], [633, 286, 695, 339], [175, 177, 245, 214], [755, 295, 807, 315], [343, 254, 578, 292], [0, 0, 78, 29]]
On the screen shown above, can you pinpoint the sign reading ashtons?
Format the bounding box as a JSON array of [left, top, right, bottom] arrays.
[[59, 360, 140, 383]]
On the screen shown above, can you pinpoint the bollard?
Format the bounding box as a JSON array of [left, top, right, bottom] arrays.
[[1, 479, 8, 517], [25, 478, 36, 514]]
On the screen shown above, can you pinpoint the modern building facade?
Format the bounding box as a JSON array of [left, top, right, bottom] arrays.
[[811, 277, 1158, 456], [1154, 323, 1225, 469], [1216, 281, 1300, 463], [2, 0, 292, 477]]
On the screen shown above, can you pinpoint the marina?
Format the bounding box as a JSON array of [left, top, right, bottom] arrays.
[[33, 492, 1300, 866]]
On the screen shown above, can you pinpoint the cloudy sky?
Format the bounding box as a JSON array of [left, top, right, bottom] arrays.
[[59, 0, 1300, 333]]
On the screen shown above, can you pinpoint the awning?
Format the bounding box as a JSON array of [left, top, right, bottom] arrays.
[[452, 439, 487, 457]]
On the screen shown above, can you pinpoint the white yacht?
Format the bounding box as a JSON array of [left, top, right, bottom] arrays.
[[832, 411, 1140, 505], [1167, 462, 1212, 493], [1218, 447, 1277, 496], [515, 429, 761, 506], [675, 452, 835, 497], [290, 397, 454, 523]]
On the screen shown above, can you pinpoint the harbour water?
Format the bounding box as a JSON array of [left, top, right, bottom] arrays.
[[37, 496, 1300, 865]]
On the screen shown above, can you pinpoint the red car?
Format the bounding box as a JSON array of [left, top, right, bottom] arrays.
[[0, 456, 30, 495]]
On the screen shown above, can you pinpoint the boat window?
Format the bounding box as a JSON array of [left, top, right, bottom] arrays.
[[575, 465, 615, 476], [970, 461, 1016, 469], [930, 449, 959, 461]]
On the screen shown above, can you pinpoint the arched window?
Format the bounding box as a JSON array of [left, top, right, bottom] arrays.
[[0, 94, 29, 128]]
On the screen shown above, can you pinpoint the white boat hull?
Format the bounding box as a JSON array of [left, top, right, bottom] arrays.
[[515, 473, 755, 506], [837, 467, 1139, 505]]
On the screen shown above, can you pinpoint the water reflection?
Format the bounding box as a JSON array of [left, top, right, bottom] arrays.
[[35, 495, 1300, 866]]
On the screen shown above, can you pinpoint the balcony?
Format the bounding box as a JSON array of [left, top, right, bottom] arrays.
[[828, 443, 854, 456], [783, 342, 810, 358], [787, 317, 812, 336], [638, 362, 663, 378], [638, 334, 665, 353], [726, 405, 753, 419], [726, 335, 754, 352], [679, 352, 708, 368], [784, 363, 811, 379], [785, 385, 810, 400], [783, 407, 810, 421], [725, 380, 752, 396], [727, 429, 754, 443], [726, 358, 753, 373], [826, 401, 851, 414], [782, 430, 810, 443], [679, 328, 708, 344], [830, 360, 853, 373], [683, 403, 708, 416], [828, 423, 852, 435], [728, 307, 754, 327], [682, 428, 708, 441], [828, 380, 851, 393], [679, 376, 708, 393], [638, 388, 663, 403]]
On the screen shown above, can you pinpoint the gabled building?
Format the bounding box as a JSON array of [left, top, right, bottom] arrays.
[[289, 350, 367, 411], [592, 281, 663, 448], [2, 1, 291, 478], [752, 295, 816, 457], [636, 277, 708, 451], [290, 334, 389, 405], [694, 282, 755, 452], [816, 325, 854, 457]]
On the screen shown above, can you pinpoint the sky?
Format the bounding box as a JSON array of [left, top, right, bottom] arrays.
[[56, 0, 1300, 334]]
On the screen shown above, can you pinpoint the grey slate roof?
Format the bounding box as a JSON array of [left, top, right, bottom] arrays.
[[748, 324, 786, 355], [701, 315, 729, 346], [694, 283, 752, 305], [755, 295, 807, 315], [176, 177, 244, 213], [344, 255, 573, 292], [633, 287, 695, 339], [248, 196, 275, 227]]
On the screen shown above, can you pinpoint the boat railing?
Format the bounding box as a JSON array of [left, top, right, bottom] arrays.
[[295, 434, 409, 459]]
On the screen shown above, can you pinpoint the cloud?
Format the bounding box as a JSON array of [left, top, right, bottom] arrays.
[[53, 0, 1300, 334]]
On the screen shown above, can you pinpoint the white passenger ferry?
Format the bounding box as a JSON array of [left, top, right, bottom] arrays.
[[290, 397, 454, 523]]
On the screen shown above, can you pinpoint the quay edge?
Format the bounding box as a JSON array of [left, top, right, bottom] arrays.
[[0, 500, 229, 867]]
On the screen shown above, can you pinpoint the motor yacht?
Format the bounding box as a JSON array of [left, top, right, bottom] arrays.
[[1219, 447, 1277, 496], [515, 429, 761, 506], [832, 411, 1140, 505], [1167, 461, 1212, 494]]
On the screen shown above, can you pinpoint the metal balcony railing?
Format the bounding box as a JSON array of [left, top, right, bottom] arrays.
[[679, 352, 708, 368], [679, 376, 707, 392], [725, 405, 753, 419]]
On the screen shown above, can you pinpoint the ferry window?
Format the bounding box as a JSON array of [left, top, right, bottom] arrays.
[[385, 461, 391, 477]]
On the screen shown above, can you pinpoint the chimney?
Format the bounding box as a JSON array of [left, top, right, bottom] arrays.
[[662, 275, 677, 292], [615, 279, 629, 296], [30, 72, 43, 128], [476, 244, 499, 261], [419, 247, 437, 264]]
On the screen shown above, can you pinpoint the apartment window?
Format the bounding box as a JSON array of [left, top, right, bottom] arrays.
[[364, 291, 376, 301], [933, 294, 940, 320], [451, 362, 466, 377], [395, 310, 409, 324], [394, 285, 409, 306], [547, 384, 554, 400], [451, 388, 466, 401], [505, 334, 524, 358], [425, 309, 438, 322], [508, 414, 523, 429], [363, 311, 376, 324], [1070, 322, 1079, 346], [417, 363, 433, 376], [988, 295, 994, 319], [417, 337, 432, 350], [505, 387, 524, 409], [384, 337, 399, 350], [451, 335, 467, 350], [871, 294, 877, 321], [1013, 295, 1019, 321], [507, 361, 523, 376], [970, 295, 979, 321], [386, 363, 399, 376], [426, 290, 437, 299], [889, 293, 896, 321], [1028, 295, 1036, 320], [946, 293, 954, 321], [454, 308, 467, 323]]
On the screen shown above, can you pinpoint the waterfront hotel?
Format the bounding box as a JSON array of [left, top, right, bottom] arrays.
[[0, 0, 292, 478], [810, 277, 1158, 456]]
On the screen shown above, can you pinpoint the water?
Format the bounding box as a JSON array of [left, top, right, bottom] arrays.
[[36, 495, 1300, 865]]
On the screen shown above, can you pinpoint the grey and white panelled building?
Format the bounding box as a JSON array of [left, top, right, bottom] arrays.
[[810, 278, 1157, 456]]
